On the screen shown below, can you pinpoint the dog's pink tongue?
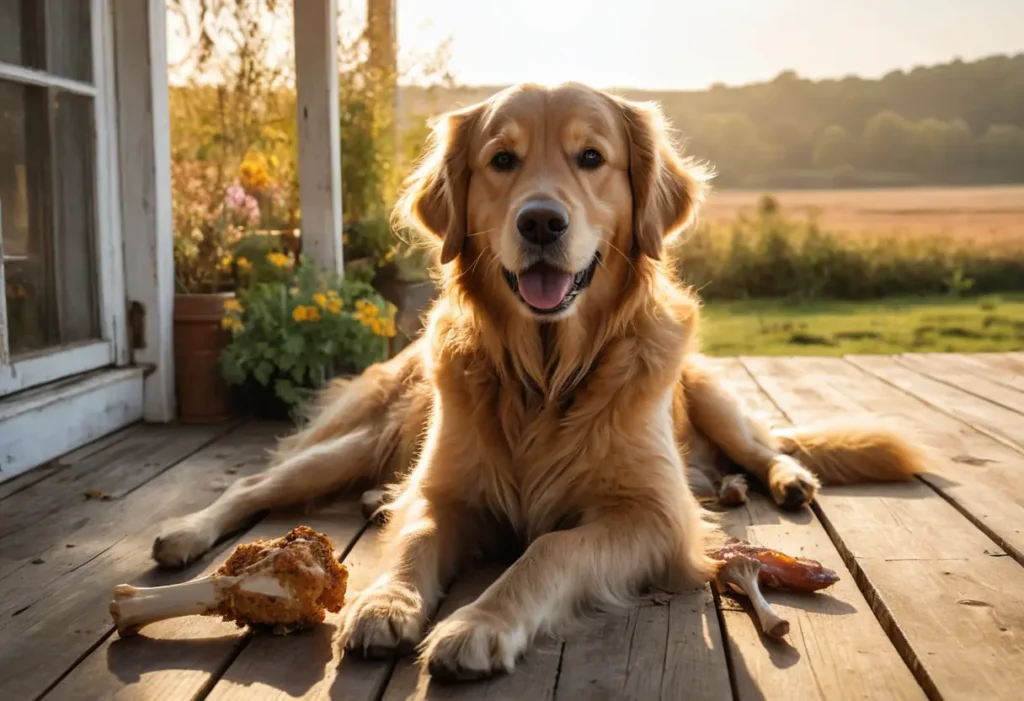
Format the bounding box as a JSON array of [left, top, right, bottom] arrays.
[[517, 264, 574, 310]]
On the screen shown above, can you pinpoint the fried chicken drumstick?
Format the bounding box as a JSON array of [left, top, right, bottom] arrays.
[[110, 526, 348, 638], [711, 541, 840, 592], [710, 540, 839, 639]]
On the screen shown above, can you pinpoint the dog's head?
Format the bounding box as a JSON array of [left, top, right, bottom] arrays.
[[396, 83, 709, 320]]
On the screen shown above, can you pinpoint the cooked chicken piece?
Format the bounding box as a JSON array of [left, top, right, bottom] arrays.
[[716, 555, 790, 639], [710, 540, 839, 592], [110, 526, 348, 637]]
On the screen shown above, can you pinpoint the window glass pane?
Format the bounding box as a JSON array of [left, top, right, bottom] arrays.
[[0, 0, 93, 83], [1, 80, 99, 357], [0, 1, 21, 66]]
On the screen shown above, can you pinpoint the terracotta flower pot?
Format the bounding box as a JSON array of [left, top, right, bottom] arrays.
[[173, 293, 234, 423]]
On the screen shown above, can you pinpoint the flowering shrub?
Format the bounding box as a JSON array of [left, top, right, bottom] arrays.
[[219, 254, 396, 409]]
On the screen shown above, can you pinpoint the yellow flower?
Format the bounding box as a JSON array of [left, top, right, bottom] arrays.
[[312, 292, 328, 309], [223, 298, 244, 313], [267, 252, 291, 268], [292, 305, 320, 322], [238, 155, 270, 190], [221, 316, 244, 333], [236, 257, 252, 271], [327, 301, 343, 315]]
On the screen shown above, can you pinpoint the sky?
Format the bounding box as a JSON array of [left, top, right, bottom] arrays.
[[396, 0, 1024, 90]]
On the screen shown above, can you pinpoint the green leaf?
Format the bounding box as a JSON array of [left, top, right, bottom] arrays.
[[274, 378, 301, 405], [254, 360, 274, 386], [284, 335, 305, 355]]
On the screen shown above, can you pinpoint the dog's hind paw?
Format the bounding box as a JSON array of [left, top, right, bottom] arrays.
[[768, 455, 820, 510], [421, 605, 527, 682], [341, 581, 426, 659]]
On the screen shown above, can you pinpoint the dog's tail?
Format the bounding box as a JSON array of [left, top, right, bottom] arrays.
[[771, 420, 929, 486]]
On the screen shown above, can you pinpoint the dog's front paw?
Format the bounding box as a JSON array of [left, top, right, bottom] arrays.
[[342, 581, 427, 659], [152, 516, 217, 568], [768, 455, 820, 509], [421, 606, 527, 682]]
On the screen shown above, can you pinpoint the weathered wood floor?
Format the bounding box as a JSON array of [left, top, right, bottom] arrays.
[[1, 352, 1023, 700]]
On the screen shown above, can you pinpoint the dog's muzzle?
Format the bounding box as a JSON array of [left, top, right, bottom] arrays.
[[502, 252, 601, 316]]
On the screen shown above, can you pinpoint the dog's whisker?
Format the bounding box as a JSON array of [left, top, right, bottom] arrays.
[[604, 241, 637, 276], [453, 250, 488, 281]]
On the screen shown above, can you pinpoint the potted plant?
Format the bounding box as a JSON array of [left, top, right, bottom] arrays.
[[219, 254, 396, 421], [171, 144, 299, 423], [171, 162, 246, 423]]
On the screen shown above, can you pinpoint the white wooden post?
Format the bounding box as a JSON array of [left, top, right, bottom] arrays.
[[112, 0, 176, 422], [293, 0, 344, 273]]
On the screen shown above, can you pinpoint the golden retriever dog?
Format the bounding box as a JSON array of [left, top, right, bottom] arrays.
[[153, 83, 927, 680]]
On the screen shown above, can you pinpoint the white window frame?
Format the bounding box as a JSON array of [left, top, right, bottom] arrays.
[[0, 0, 127, 397]]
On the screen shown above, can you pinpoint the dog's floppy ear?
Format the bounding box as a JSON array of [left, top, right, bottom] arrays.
[[617, 98, 709, 260], [394, 103, 483, 265]]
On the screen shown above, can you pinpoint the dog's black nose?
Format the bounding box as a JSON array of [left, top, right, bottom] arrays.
[[516, 200, 569, 245]]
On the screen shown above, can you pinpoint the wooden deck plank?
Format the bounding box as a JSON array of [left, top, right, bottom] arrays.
[[0, 423, 279, 701], [381, 566, 563, 701], [793, 357, 1024, 564], [704, 359, 926, 701], [897, 354, 1024, 415], [0, 423, 143, 501], [742, 356, 1024, 701], [44, 501, 367, 701], [918, 353, 1024, 394], [847, 355, 1024, 451], [0, 422, 233, 574], [205, 521, 393, 701], [554, 587, 731, 701], [0, 422, 275, 621]]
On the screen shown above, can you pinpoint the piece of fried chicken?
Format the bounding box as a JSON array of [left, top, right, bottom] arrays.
[[110, 526, 348, 637]]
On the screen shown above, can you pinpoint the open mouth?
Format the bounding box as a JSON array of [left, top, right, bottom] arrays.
[[502, 253, 600, 315]]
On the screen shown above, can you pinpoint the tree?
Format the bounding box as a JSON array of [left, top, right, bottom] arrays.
[[978, 124, 1024, 174], [812, 125, 856, 169], [908, 118, 950, 173], [861, 111, 915, 170], [693, 112, 771, 175], [944, 118, 975, 169]]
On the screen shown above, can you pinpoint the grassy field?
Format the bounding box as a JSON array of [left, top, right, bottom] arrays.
[[703, 185, 1024, 242], [699, 294, 1024, 356]]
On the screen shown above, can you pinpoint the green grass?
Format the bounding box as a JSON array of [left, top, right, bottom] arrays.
[[699, 294, 1024, 356]]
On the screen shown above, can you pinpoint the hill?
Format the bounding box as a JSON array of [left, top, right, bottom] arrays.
[[397, 54, 1024, 188]]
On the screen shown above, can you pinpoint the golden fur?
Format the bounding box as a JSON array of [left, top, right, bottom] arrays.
[[153, 83, 927, 680]]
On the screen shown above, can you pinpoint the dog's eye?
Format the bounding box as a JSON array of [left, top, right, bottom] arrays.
[[490, 150, 518, 172], [578, 148, 604, 170]]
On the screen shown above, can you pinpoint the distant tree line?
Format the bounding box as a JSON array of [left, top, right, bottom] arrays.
[[641, 54, 1024, 187], [401, 54, 1024, 188]]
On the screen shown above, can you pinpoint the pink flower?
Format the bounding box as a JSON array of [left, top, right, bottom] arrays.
[[244, 195, 260, 226], [225, 183, 246, 210]]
